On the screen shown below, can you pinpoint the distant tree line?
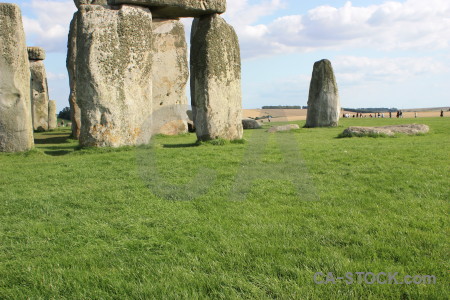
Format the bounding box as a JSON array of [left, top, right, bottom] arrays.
[[343, 107, 398, 113], [58, 107, 71, 120], [261, 105, 305, 109]]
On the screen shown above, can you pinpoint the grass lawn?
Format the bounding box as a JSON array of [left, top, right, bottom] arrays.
[[0, 117, 448, 299]]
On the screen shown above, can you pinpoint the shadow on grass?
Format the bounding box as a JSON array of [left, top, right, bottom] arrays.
[[34, 135, 70, 144], [44, 150, 73, 156], [162, 143, 199, 148], [33, 130, 77, 156]]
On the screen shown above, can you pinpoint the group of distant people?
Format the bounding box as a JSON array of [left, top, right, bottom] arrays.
[[343, 112, 388, 118], [342, 110, 446, 119]]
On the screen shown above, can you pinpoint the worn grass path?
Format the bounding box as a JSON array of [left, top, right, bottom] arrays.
[[1, 118, 448, 299]]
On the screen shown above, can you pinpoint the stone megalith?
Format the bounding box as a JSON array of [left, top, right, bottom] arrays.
[[73, 0, 108, 9], [48, 100, 57, 130], [67, 12, 81, 139], [108, 0, 226, 18], [190, 14, 243, 141], [305, 59, 340, 128], [152, 18, 189, 135], [76, 4, 153, 147], [0, 4, 34, 152], [28, 47, 50, 132]]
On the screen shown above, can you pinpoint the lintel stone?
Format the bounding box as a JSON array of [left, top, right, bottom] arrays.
[[107, 0, 226, 18]]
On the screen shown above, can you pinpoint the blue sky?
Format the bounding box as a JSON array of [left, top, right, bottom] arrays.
[[10, 0, 450, 111]]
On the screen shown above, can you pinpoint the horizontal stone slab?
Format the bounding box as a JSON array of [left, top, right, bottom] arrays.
[[267, 124, 300, 133], [108, 0, 226, 18], [341, 124, 430, 137], [73, 0, 107, 9], [27, 46, 46, 60]]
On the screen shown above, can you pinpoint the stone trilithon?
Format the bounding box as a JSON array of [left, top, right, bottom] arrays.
[[68, 0, 242, 147]]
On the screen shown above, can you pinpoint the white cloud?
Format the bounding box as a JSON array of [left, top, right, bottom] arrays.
[[225, 0, 450, 58], [333, 55, 449, 85], [47, 71, 67, 80], [23, 0, 76, 52]]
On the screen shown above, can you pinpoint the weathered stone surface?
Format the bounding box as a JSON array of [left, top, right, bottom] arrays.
[[76, 4, 153, 147], [152, 18, 188, 135], [48, 100, 57, 130], [74, 0, 107, 9], [108, 0, 226, 18], [0, 4, 34, 152], [30, 60, 49, 131], [190, 14, 243, 141], [67, 12, 81, 139], [267, 124, 300, 133], [242, 119, 261, 129], [341, 124, 430, 137], [305, 59, 340, 128], [27, 46, 46, 60]]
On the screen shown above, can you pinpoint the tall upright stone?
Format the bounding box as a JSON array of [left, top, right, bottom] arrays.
[[190, 14, 243, 141], [48, 100, 57, 130], [0, 4, 34, 152], [152, 18, 188, 135], [76, 4, 153, 147], [108, 0, 226, 18], [28, 47, 49, 132], [67, 12, 81, 139], [305, 59, 340, 128]]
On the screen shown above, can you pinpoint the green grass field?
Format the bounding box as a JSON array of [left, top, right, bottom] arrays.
[[1, 118, 448, 299]]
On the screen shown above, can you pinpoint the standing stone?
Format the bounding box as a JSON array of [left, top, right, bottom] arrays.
[[0, 4, 34, 152], [190, 14, 243, 141], [28, 47, 49, 132], [67, 12, 81, 139], [108, 0, 226, 18], [48, 100, 57, 130], [76, 4, 153, 147], [152, 18, 188, 135], [305, 59, 340, 128]]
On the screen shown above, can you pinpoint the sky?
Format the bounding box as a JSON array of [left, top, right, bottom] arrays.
[[8, 0, 450, 111]]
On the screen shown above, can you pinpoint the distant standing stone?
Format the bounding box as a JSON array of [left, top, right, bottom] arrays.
[[0, 4, 34, 152], [28, 47, 49, 132], [67, 12, 81, 139], [48, 100, 57, 130], [152, 19, 189, 135], [190, 14, 243, 141], [305, 59, 340, 128]]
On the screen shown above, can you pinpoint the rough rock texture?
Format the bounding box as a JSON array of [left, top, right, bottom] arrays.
[[67, 12, 81, 139], [108, 0, 226, 18], [48, 100, 57, 130], [267, 124, 300, 133], [242, 119, 261, 129], [0, 4, 34, 152], [341, 124, 430, 137], [190, 14, 243, 141], [305, 59, 340, 128], [152, 18, 188, 135], [27, 46, 46, 60], [30, 60, 49, 131], [76, 4, 153, 147], [74, 0, 108, 9]]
